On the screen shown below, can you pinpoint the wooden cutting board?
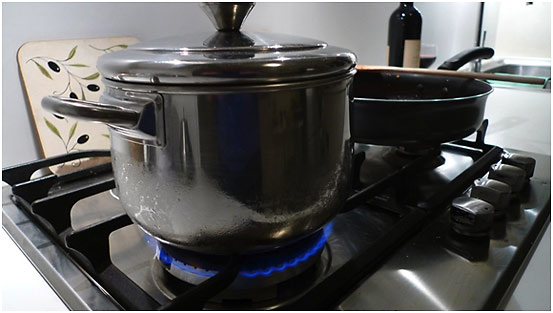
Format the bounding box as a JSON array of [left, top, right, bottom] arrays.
[[17, 36, 140, 174]]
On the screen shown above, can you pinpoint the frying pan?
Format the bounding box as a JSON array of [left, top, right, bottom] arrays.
[[351, 47, 495, 148]]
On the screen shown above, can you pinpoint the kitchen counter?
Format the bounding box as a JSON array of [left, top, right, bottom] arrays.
[[1, 86, 550, 310], [1, 229, 69, 310], [481, 85, 550, 156], [481, 85, 551, 310]]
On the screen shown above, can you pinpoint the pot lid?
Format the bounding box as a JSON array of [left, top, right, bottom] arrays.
[[97, 3, 356, 85]]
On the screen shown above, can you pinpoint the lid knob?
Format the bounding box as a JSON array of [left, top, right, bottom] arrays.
[[200, 2, 255, 32]]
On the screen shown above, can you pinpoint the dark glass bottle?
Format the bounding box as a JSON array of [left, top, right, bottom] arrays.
[[387, 2, 422, 67]]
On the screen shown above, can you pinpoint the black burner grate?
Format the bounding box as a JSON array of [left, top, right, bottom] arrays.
[[3, 123, 507, 310]]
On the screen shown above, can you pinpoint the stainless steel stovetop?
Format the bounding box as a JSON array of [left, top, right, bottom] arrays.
[[2, 137, 550, 310]]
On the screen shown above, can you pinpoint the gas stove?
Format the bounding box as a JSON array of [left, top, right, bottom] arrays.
[[2, 122, 550, 310]]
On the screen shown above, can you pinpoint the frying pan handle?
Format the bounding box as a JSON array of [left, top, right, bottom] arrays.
[[437, 47, 494, 71]]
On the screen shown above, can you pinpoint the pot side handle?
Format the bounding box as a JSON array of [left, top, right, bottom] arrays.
[[42, 96, 140, 127]]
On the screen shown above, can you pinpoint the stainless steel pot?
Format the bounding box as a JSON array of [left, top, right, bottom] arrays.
[[42, 3, 357, 254]]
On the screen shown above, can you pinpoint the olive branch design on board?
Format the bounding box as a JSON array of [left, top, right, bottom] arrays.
[[89, 44, 128, 53], [27, 44, 128, 166], [27, 45, 101, 101]]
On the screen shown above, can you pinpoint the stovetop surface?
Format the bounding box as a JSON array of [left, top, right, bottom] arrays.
[[341, 176, 550, 309], [2, 141, 550, 310]]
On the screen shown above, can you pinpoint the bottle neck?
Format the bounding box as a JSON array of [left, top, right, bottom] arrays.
[[400, 2, 414, 8]]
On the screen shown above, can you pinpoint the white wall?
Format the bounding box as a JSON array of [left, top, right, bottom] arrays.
[[2, 2, 481, 167], [482, 2, 551, 58], [416, 2, 481, 65]]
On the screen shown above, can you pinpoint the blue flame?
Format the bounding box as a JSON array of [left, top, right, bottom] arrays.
[[159, 248, 217, 277], [150, 222, 333, 279], [240, 223, 331, 278]]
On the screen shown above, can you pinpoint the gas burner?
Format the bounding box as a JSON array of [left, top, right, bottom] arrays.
[[388, 146, 444, 169], [151, 254, 327, 309], [148, 222, 331, 287], [360, 145, 445, 186], [148, 224, 332, 309], [395, 145, 442, 157]]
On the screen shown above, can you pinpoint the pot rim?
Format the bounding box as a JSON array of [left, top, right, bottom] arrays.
[[101, 68, 357, 94]]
